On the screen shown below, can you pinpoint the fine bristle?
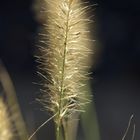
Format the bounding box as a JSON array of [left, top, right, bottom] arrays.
[[38, 0, 92, 124], [0, 97, 12, 140]]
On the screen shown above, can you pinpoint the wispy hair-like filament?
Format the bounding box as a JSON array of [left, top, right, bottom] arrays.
[[37, 0, 93, 139], [0, 97, 12, 140]]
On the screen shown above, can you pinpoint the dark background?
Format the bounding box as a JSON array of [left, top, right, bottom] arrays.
[[0, 0, 140, 140]]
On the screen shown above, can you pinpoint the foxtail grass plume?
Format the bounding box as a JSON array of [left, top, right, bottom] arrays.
[[0, 60, 29, 140], [37, 0, 93, 139], [0, 97, 12, 140]]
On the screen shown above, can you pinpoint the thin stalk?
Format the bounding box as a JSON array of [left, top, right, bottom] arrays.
[[56, 124, 61, 140]]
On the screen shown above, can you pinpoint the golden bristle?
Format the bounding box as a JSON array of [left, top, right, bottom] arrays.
[[39, 0, 92, 121], [0, 97, 12, 140], [38, 0, 92, 132]]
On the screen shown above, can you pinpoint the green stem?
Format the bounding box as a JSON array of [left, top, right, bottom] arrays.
[[56, 124, 60, 140], [56, 123, 64, 140]]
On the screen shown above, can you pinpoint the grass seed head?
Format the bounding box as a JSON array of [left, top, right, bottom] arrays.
[[37, 0, 93, 124], [0, 97, 12, 140]]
